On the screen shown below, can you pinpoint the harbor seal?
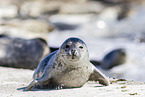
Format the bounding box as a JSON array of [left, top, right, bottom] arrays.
[[101, 48, 126, 69], [0, 35, 50, 69], [91, 48, 126, 69], [25, 37, 109, 91]]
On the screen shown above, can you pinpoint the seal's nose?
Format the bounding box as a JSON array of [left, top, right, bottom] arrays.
[[71, 49, 77, 56]]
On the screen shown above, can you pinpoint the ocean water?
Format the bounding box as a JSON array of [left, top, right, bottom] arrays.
[[48, 12, 145, 82]]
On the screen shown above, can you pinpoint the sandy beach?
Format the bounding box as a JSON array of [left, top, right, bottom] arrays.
[[0, 67, 145, 97]]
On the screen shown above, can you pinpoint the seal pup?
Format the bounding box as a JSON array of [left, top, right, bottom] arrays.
[[0, 35, 50, 69], [25, 37, 109, 91], [91, 48, 126, 69]]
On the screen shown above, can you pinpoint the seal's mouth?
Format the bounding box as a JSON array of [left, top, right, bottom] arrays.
[[68, 53, 81, 62], [71, 51, 77, 59], [62, 54, 80, 62], [72, 55, 75, 59]]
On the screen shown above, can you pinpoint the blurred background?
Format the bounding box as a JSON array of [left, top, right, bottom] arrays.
[[1, 0, 145, 82]]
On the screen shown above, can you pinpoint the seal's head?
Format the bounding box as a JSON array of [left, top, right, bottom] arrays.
[[59, 37, 89, 62]]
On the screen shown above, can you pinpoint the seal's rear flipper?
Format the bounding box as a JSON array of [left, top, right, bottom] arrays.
[[88, 65, 110, 86]]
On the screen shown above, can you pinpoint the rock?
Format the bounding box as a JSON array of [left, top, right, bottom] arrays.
[[49, 14, 93, 24], [42, 1, 61, 15], [59, 0, 87, 3], [20, 1, 45, 17], [0, 5, 18, 18], [21, 19, 54, 33], [0, 19, 55, 39], [59, 1, 105, 14], [52, 22, 80, 31]]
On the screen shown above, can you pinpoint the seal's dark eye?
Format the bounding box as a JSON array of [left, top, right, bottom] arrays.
[[65, 45, 70, 48], [79, 46, 83, 49]]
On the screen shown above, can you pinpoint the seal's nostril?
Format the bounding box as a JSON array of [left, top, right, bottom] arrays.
[[71, 49, 76, 53], [71, 49, 77, 56]]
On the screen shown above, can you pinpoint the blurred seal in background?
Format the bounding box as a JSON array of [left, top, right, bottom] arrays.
[[91, 48, 126, 69], [0, 35, 50, 69]]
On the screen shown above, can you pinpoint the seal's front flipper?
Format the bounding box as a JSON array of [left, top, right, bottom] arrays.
[[17, 87, 27, 91], [25, 80, 39, 91], [89, 65, 110, 86], [26, 72, 51, 91]]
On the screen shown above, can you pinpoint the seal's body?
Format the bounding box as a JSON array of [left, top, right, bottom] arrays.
[[101, 48, 126, 69], [90, 48, 126, 70], [25, 37, 109, 90], [0, 35, 49, 69]]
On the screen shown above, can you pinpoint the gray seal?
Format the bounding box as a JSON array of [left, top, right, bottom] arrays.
[[25, 37, 109, 90], [91, 48, 126, 69], [0, 35, 50, 69], [101, 48, 126, 69]]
